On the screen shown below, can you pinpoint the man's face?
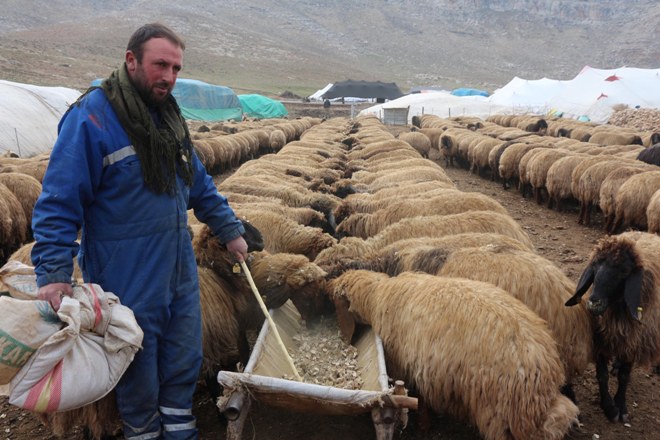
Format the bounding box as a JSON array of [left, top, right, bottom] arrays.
[[126, 37, 183, 106]]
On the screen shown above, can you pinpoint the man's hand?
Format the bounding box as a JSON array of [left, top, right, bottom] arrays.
[[225, 236, 248, 263], [38, 282, 73, 312]]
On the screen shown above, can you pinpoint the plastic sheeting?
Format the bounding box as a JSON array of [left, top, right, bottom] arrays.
[[238, 94, 288, 119], [171, 79, 243, 122], [0, 80, 81, 157]]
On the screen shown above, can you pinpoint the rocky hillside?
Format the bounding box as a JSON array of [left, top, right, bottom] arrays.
[[0, 0, 657, 96]]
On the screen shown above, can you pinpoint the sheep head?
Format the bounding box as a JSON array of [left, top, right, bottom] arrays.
[[566, 236, 646, 321], [249, 251, 331, 323]]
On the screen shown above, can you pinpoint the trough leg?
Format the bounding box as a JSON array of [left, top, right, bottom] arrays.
[[224, 393, 252, 440], [372, 408, 396, 440]]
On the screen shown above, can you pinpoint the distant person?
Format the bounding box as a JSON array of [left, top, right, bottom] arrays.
[[323, 98, 331, 108], [31, 22, 248, 440]]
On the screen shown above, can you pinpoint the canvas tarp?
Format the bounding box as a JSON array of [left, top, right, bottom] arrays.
[[238, 94, 288, 119], [0, 80, 81, 157], [322, 80, 404, 100]]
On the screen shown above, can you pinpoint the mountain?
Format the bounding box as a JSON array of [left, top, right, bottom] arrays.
[[0, 0, 658, 96]]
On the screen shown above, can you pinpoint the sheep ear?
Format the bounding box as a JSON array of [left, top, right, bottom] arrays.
[[333, 296, 356, 344], [565, 264, 595, 306], [240, 220, 264, 252], [624, 269, 644, 321]]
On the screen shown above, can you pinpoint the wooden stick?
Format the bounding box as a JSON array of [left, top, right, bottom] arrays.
[[239, 260, 302, 381]]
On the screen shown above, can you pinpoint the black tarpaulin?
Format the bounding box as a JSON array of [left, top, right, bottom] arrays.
[[322, 80, 404, 100]]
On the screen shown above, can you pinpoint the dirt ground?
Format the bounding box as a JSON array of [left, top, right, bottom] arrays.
[[2, 110, 659, 439]]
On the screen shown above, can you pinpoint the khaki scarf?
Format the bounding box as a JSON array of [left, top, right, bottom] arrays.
[[100, 63, 194, 194]]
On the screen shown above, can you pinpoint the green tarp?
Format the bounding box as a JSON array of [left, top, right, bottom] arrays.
[[172, 79, 242, 121], [238, 94, 288, 119]]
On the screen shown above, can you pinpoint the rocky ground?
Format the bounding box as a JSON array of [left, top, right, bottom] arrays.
[[2, 105, 659, 440]]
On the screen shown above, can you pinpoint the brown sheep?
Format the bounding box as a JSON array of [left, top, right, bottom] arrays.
[[611, 171, 660, 232], [589, 131, 643, 146], [365, 210, 534, 251], [335, 192, 509, 239], [0, 183, 28, 263], [599, 166, 653, 233], [647, 189, 660, 234], [436, 246, 593, 401], [329, 270, 579, 440], [397, 131, 432, 158], [545, 154, 589, 211], [0, 172, 42, 238]]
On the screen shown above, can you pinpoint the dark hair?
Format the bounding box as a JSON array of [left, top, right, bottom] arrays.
[[127, 23, 185, 62]]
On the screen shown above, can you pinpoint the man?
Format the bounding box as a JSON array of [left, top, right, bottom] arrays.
[[31, 23, 248, 440]]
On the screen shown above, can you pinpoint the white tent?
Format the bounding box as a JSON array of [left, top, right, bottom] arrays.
[[308, 83, 333, 101], [361, 66, 660, 125], [488, 66, 660, 124], [0, 80, 81, 157], [359, 91, 510, 124]]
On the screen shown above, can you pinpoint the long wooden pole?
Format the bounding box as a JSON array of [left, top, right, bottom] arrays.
[[239, 260, 302, 381]]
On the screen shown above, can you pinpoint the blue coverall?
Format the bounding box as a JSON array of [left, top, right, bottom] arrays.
[[31, 88, 245, 440]]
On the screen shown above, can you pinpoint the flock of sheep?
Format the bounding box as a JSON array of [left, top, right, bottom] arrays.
[[418, 113, 660, 234], [0, 110, 659, 440]]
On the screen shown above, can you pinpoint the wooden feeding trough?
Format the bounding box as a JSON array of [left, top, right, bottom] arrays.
[[216, 300, 417, 440]]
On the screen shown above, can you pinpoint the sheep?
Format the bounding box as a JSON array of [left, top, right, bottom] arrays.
[[0, 183, 28, 263], [467, 136, 505, 177], [598, 166, 652, 233], [487, 140, 514, 182], [434, 245, 593, 400], [361, 210, 535, 251], [439, 128, 479, 168], [545, 154, 589, 211], [497, 142, 546, 189], [234, 209, 337, 260], [335, 191, 509, 239], [569, 155, 616, 223], [232, 202, 334, 234], [0, 172, 42, 235], [397, 131, 432, 158], [565, 231, 660, 423], [268, 129, 287, 152], [313, 210, 535, 278], [647, 190, 660, 234], [319, 233, 534, 280], [218, 177, 341, 225], [589, 131, 643, 146], [636, 144, 660, 166], [332, 181, 456, 224], [525, 148, 570, 204], [329, 270, 579, 440], [611, 171, 660, 232], [574, 159, 625, 226]]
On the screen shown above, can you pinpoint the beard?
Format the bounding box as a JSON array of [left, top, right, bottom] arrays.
[[131, 65, 172, 107]]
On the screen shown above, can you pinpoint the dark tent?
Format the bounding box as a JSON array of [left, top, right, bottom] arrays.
[[322, 80, 404, 100]]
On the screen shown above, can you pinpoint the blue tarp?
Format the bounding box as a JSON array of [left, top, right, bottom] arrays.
[[90, 78, 243, 121], [451, 88, 489, 97], [238, 94, 288, 119]]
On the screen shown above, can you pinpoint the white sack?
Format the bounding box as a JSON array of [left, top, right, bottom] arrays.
[[0, 262, 143, 412]]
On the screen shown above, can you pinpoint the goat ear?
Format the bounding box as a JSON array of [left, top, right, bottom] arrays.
[[333, 295, 356, 344], [624, 269, 644, 321], [565, 264, 595, 306]]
